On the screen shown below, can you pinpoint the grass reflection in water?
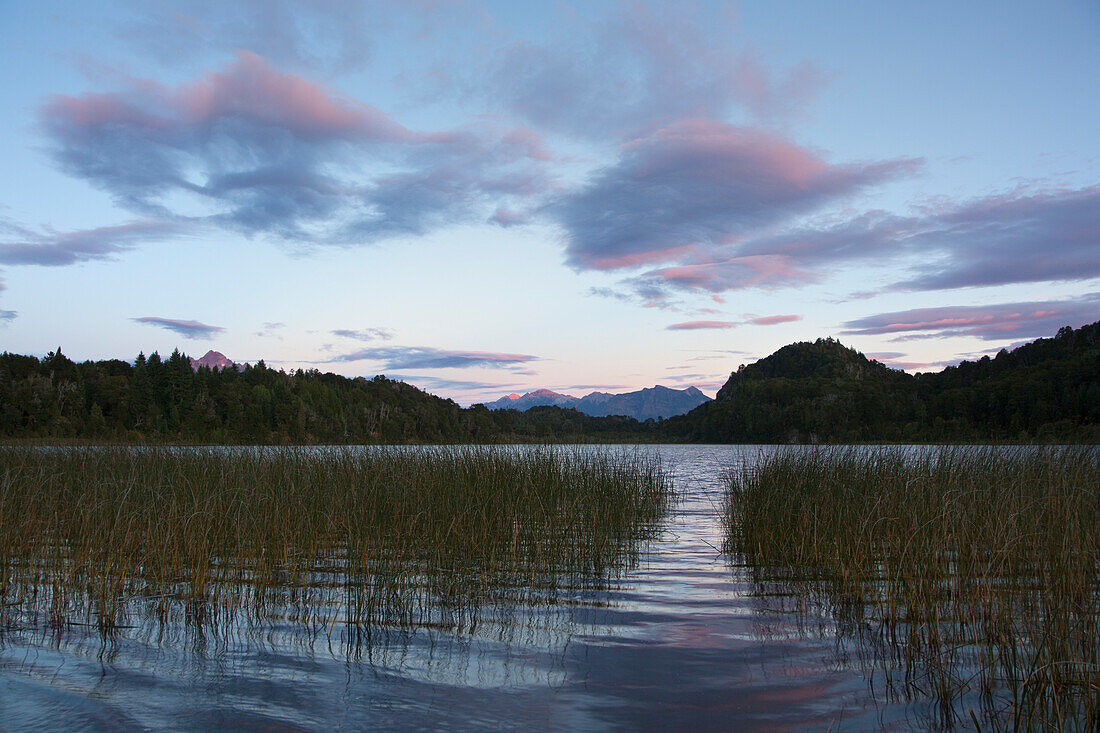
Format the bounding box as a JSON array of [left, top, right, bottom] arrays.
[[0, 446, 670, 641], [726, 447, 1099, 731]]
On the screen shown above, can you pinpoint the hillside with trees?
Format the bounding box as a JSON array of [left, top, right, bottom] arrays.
[[1, 320, 1096, 444], [665, 321, 1100, 443], [0, 349, 655, 444]]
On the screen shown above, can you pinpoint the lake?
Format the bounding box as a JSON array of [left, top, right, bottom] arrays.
[[0, 445, 998, 730]]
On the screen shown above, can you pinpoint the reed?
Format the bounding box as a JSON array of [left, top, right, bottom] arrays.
[[0, 446, 669, 635], [726, 447, 1099, 730]]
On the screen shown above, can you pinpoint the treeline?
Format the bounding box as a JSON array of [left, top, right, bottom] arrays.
[[0, 349, 656, 444], [666, 321, 1100, 443], [2, 321, 1097, 445]]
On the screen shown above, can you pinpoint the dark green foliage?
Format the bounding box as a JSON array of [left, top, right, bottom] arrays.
[[1, 320, 1096, 444], [667, 321, 1100, 443], [0, 349, 657, 444]]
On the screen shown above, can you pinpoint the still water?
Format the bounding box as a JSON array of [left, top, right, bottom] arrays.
[[0, 445, 928, 731]]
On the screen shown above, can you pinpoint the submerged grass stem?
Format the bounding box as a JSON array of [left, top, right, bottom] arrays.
[[725, 447, 1099, 731], [0, 446, 669, 635]]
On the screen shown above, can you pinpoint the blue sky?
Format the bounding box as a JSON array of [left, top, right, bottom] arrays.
[[1, 0, 1098, 404]]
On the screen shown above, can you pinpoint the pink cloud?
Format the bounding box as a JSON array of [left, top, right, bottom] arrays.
[[178, 52, 414, 141], [46, 51, 414, 144], [666, 320, 739, 330], [748, 314, 801, 326], [331, 345, 540, 370], [842, 294, 1100, 341], [643, 254, 812, 292], [489, 208, 529, 227], [40, 53, 554, 246], [553, 118, 919, 273]]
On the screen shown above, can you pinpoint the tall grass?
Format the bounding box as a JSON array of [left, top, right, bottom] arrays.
[[0, 446, 669, 635], [726, 447, 1099, 731]]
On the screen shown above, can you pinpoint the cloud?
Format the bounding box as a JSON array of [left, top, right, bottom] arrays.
[[614, 183, 1100, 299], [841, 293, 1100, 341], [550, 119, 920, 272], [40, 52, 550, 246], [254, 321, 286, 338], [464, 2, 829, 139], [388, 374, 527, 398], [666, 320, 739, 331], [332, 327, 393, 341], [635, 255, 814, 294], [730, 186, 1100, 293], [864, 352, 928, 370], [330, 345, 539, 370], [0, 220, 185, 266], [117, 0, 382, 76], [748, 314, 801, 326], [684, 351, 749, 361], [894, 186, 1100, 290], [562, 383, 633, 392], [0, 309, 16, 323], [132, 316, 225, 339], [488, 208, 531, 228], [667, 314, 801, 330]]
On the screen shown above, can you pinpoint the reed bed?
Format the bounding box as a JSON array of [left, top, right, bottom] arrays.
[[726, 447, 1100, 731], [0, 446, 669, 635]]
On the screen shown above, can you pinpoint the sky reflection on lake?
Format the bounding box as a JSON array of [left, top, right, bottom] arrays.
[[0, 445, 935, 731]]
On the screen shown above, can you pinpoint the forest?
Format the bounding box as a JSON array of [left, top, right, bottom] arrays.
[[667, 321, 1100, 443], [1, 320, 1097, 444]]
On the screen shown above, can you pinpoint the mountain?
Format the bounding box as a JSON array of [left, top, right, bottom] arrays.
[[188, 350, 238, 371], [483, 385, 711, 421], [578, 385, 711, 420], [483, 389, 580, 411]]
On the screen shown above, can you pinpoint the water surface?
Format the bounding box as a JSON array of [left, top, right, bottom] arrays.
[[1, 445, 936, 731]]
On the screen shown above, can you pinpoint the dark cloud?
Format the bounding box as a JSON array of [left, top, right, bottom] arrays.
[[739, 186, 1100, 292], [550, 119, 920, 271], [841, 293, 1100, 341], [330, 345, 539, 370], [0, 220, 184, 266], [0, 309, 16, 322], [894, 186, 1100, 290], [132, 316, 225, 339], [39, 53, 550, 247], [332, 327, 393, 342], [624, 184, 1100, 298]]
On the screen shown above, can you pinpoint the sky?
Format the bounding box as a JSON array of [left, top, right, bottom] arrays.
[[1, 0, 1098, 405]]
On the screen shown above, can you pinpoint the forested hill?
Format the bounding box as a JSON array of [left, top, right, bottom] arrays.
[[0, 349, 654, 444], [665, 321, 1100, 443], [2, 320, 1097, 444]]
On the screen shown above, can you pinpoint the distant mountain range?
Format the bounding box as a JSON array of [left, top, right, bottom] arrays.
[[482, 385, 711, 421]]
